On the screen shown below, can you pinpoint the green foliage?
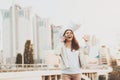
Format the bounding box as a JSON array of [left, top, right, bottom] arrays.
[[16, 53, 22, 64], [108, 66, 120, 80], [24, 40, 34, 64]]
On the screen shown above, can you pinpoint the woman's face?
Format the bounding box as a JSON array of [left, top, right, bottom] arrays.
[[64, 30, 74, 41]]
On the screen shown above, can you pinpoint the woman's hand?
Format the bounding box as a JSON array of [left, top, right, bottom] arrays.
[[61, 36, 66, 42], [82, 35, 90, 42]]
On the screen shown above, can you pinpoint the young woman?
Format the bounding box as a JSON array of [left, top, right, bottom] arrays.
[[57, 28, 88, 80]]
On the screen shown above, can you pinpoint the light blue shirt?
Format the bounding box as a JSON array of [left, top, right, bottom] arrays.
[[54, 42, 87, 74], [62, 48, 82, 74]]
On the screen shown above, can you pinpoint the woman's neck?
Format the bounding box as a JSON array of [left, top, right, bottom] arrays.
[[65, 41, 72, 48]]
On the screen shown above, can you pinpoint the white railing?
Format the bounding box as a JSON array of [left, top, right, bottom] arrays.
[[0, 64, 113, 80], [0, 64, 60, 72]]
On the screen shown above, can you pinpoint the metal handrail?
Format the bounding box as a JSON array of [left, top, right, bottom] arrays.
[[0, 64, 113, 80], [0, 64, 61, 72]]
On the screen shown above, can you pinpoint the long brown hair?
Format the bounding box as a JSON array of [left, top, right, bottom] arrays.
[[63, 29, 80, 51]]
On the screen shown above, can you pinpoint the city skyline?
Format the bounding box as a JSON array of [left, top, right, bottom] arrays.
[[0, 1, 120, 80], [0, 0, 120, 50]]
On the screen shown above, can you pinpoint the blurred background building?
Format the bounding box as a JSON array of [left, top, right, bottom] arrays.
[[0, 5, 52, 64]]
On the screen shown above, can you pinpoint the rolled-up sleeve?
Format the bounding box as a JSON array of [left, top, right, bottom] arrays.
[[54, 42, 63, 56], [79, 49, 87, 68]]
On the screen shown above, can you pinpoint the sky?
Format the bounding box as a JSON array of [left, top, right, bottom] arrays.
[[0, 0, 120, 48]]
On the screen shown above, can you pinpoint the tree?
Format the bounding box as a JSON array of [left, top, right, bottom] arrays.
[[16, 53, 22, 64], [15, 53, 22, 67], [23, 40, 34, 64]]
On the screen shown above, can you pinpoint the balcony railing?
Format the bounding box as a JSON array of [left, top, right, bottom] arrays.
[[0, 64, 113, 80], [0, 64, 61, 72]]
